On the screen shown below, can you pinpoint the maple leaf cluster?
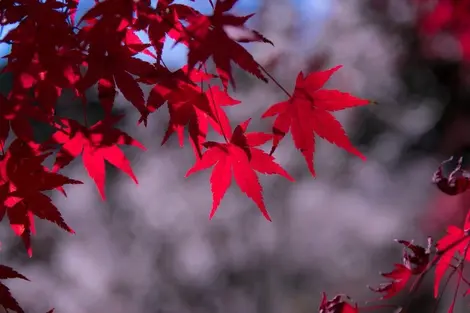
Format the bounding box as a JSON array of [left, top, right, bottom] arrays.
[[0, 0, 370, 247], [1, 0, 468, 312], [0, 0, 374, 310]]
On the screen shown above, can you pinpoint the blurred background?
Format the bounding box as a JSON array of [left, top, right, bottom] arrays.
[[2, 0, 470, 312]]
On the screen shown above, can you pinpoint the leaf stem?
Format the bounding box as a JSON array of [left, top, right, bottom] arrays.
[[257, 63, 292, 98]]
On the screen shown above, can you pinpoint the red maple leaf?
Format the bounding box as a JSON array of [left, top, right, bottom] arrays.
[[79, 39, 156, 117], [173, 0, 273, 89], [186, 119, 294, 221], [432, 156, 470, 196], [368, 239, 431, 299], [77, 10, 157, 117], [140, 64, 215, 118], [0, 139, 82, 256], [44, 115, 146, 200], [78, 0, 137, 26], [369, 264, 412, 300], [146, 0, 198, 64], [0, 264, 29, 313], [262, 65, 370, 176], [142, 65, 240, 156], [0, 92, 36, 148], [396, 239, 432, 275], [434, 211, 470, 298], [162, 85, 240, 157], [319, 293, 359, 313], [1, 0, 82, 95]]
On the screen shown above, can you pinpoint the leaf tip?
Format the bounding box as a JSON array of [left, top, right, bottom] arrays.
[[332, 64, 343, 71]]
